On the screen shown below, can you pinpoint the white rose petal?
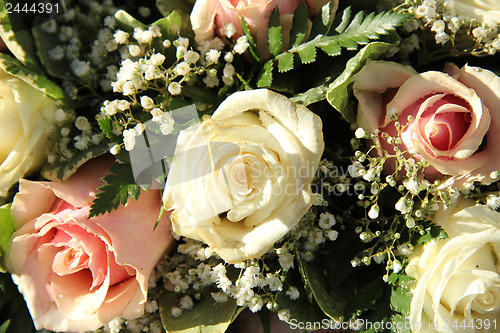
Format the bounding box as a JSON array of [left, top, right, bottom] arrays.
[[163, 89, 324, 263]]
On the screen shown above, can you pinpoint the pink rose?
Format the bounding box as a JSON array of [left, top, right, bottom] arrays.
[[353, 60, 500, 186], [5, 158, 174, 332], [190, 0, 337, 55]]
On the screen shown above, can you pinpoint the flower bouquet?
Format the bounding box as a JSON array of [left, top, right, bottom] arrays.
[[0, 0, 499, 332]]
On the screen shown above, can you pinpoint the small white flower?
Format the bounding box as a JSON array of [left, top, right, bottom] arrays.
[[487, 195, 500, 209], [110, 144, 121, 155], [163, 39, 172, 48], [223, 63, 235, 78], [221, 23, 237, 38], [144, 300, 158, 313], [368, 204, 379, 219], [106, 40, 118, 52], [176, 45, 187, 59], [134, 123, 145, 136], [48, 46, 65, 60], [319, 212, 336, 229], [123, 129, 137, 151], [171, 307, 182, 317], [224, 52, 234, 63], [355, 127, 366, 138], [205, 49, 221, 64], [168, 82, 182, 95], [211, 292, 229, 303], [75, 116, 91, 131], [278, 309, 291, 322], [140, 96, 155, 109], [114, 30, 128, 44], [184, 50, 200, 64], [325, 230, 339, 241], [234, 36, 249, 54], [278, 252, 294, 270], [393, 259, 402, 273], [175, 62, 191, 76], [149, 53, 166, 66], [70, 59, 91, 78], [128, 45, 142, 57], [286, 286, 300, 300], [179, 296, 193, 310], [406, 217, 416, 228]]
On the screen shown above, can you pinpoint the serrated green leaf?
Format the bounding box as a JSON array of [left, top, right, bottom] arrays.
[[390, 287, 411, 316], [335, 7, 352, 33], [289, 1, 308, 48], [89, 163, 141, 217], [159, 291, 242, 333], [310, 1, 333, 38], [277, 52, 294, 72], [0, 54, 68, 103], [257, 59, 273, 88], [297, 44, 316, 63], [326, 41, 396, 122], [41, 143, 110, 181], [0, 204, 14, 261], [318, 42, 341, 56], [337, 37, 359, 50], [241, 18, 260, 62], [391, 314, 412, 333], [268, 8, 283, 56], [0, 0, 41, 71], [98, 118, 114, 140], [416, 224, 448, 244]]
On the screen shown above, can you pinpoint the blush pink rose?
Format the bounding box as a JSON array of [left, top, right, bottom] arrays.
[[5, 158, 174, 332], [190, 0, 338, 55], [353, 60, 500, 186]]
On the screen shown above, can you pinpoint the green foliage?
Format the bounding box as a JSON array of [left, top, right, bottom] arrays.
[[241, 19, 260, 63], [0, 54, 67, 103], [41, 143, 110, 182], [275, 266, 327, 324], [0, 204, 14, 267], [326, 40, 398, 122], [267, 8, 283, 56], [415, 223, 448, 245], [0, 0, 41, 72], [257, 4, 411, 87], [88, 162, 141, 217], [159, 291, 242, 333]]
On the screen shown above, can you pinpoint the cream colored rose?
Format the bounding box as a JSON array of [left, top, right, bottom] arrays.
[[406, 198, 500, 332], [163, 89, 324, 263], [450, 0, 500, 25], [0, 65, 58, 196]]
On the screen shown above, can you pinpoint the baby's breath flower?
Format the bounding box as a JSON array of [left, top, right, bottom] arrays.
[[234, 35, 249, 54], [184, 50, 200, 64], [168, 82, 182, 95]]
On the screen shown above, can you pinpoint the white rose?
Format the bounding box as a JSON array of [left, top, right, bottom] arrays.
[[406, 198, 500, 332], [163, 89, 324, 263], [0, 66, 58, 196], [451, 0, 500, 25]]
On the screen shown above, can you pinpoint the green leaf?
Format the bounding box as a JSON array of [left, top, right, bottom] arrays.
[[0, 54, 68, 103], [318, 42, 341, 56], [0, 204, 13, 258], [391, 314, 412, 333], [326, 41, 397, 122], [297, 44, 316, 64], [310, 1, 333, 38], [41, 143, 110, 181], [390, 287, 412, 316], [241, 19, 260, 62], [156, 0, 195, 17], [296, 249, 345, 321], [267, 8, 283, 56], [0, 320, 9, 333], [181, 86, 219, 106], [89, 163, 141, 217], [275, 267, 327, 325], [98, 118, 114, 140], [257, 59, 274, 88], [335, 6, 352, 34], [277, 52, 294, 73], [159, 291, 242, 333], [153, 10, 193, 41], [0, 0, 41, 71], [114, 10, 147, 33], [289, 1, 308, 48]]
